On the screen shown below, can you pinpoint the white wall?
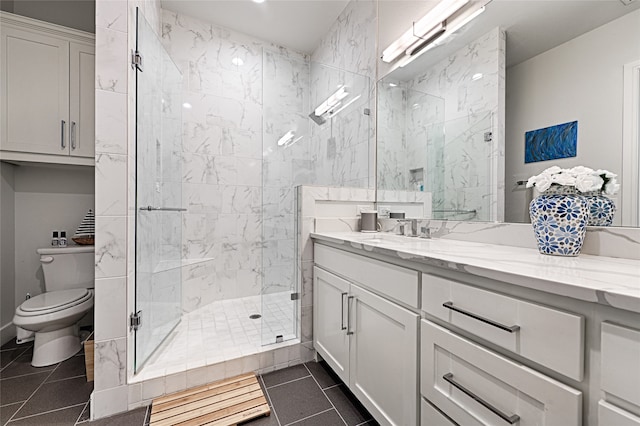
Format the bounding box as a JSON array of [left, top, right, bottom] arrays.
[[1, 0, 95, 33], [13, 165, 95, 305], [1, 162, 16, 345], [505, 9, 640, 223]]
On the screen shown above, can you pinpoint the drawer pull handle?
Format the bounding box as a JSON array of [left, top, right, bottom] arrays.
[[442, 302, 520, 333], [443, 373, 520, 424], [341, 292, 348, 331], [346, 296, 354, 335]]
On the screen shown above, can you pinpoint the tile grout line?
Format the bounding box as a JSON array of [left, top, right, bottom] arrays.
[[259, 374, 282, 426], [73, 400, 90, 425], [303, 363, 348, 426], [264, 373, 312, 390], [47, 374, 87, 384], [283, 408, 336, 426], [0, 345, 31, 373], [0, 369, 57, 381], [4, 360, 60, 424], [9, 401, 86, 423]]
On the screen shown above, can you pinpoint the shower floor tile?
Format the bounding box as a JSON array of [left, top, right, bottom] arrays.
[[137, 292, 296, 381]]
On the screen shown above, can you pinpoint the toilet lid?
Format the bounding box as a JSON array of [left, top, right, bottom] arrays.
[[21, 289, 90, 312]]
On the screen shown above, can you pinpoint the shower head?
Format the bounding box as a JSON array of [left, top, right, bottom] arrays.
[[308, 111, 326, 125]]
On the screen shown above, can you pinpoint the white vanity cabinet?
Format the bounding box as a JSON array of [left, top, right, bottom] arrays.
[[599, 322, 640, 425], [313, 244, 420, 426], [1, 12, 95, 165]]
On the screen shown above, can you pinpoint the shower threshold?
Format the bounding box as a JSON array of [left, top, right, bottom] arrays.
[[132, 292, 298, 382]]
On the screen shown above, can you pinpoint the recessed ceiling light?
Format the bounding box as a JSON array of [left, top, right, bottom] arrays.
[[253, 0, 266, 3], [231, 57, 244, 66]]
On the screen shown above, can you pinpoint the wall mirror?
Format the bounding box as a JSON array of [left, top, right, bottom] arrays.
[[376, 0, 640, 227]]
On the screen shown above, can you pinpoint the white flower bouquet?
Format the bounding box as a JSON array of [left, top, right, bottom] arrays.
[[526, 166, 620, 195]]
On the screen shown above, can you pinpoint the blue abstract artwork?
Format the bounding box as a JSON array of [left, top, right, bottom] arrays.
[[525, 121, 578, 163]]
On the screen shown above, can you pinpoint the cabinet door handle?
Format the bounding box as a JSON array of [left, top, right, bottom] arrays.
[[443, 373, 520, 424], [341, 292, 348, 331], [346, 296, 354, 335], [442, 301, 520, 333], [60, 120, 66, 149], [71, 121, 77, 150]]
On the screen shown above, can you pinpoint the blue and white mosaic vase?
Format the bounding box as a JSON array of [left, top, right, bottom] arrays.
[[585, 192, 616, 226], [529, 186, 589, 256]]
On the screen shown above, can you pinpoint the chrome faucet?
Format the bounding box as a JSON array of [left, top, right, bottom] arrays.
[[396, 219, 432, 239], [397, 219, 418, 237]]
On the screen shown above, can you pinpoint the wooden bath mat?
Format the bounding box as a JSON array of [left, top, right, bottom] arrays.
[[149, 372, 270, 426]]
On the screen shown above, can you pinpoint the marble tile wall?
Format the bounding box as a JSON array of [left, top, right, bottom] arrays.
[[376, 81, 407, 190], [159, 10, 309, 312], [309, 0, 377, 189], [93, 0, 160, 419]]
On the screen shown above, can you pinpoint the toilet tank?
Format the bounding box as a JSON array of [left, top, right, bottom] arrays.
[[37, 246, 95, 291]]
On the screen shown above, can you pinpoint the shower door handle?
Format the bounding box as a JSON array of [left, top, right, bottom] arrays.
[[139, 206, 187, 212]]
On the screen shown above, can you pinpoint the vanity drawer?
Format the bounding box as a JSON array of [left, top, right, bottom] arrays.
[[601, 322, 640, 407], [422, 272, 584, 381], [314, 244, 419, 308], [599, 400, 640, 426], [421, 320, 582, 426], [421, 397, 456, 426]]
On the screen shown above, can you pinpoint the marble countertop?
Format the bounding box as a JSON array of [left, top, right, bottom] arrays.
[[311, 232, 640, 313]]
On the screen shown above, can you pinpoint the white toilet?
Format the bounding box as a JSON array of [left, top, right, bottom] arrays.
[[13, 246, 95, 367]]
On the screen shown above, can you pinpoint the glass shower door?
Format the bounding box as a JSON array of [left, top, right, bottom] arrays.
[[134, 9, 183, 373]]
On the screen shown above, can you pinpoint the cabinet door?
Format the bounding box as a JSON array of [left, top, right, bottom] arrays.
[[69, 42, 95, 158], [313, 266, 350, 384], [1, 27, 69, 155], [349, 283, 419, 426]]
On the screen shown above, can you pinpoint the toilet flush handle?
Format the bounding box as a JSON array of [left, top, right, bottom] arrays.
[[40, 256, 54, 264]]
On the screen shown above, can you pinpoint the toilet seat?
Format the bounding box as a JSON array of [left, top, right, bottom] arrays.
[[16, 289, 93, 317]]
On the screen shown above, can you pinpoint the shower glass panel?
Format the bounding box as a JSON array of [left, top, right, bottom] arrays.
[[134, 9, 183, 373], [430, 112, 493, 221], [309, 62, 371, 188], [261, 49, 311, 346]]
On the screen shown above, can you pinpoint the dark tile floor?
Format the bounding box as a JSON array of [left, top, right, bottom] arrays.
[[1, 338, 375, 426]]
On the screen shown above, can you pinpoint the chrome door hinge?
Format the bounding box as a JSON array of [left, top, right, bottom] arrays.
[[290, 292, 300, 301], [131, 50, 143, 72], [130, 311, 142, 331], [363, 108, 371, 116]]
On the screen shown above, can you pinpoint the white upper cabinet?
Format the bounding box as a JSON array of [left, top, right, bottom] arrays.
[[0, 12, 95, 165]]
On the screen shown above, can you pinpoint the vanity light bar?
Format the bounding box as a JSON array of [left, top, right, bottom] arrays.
[[398, 4, 486, 68], [405, 22, 446, 57], [381, 0, 469, 63]]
